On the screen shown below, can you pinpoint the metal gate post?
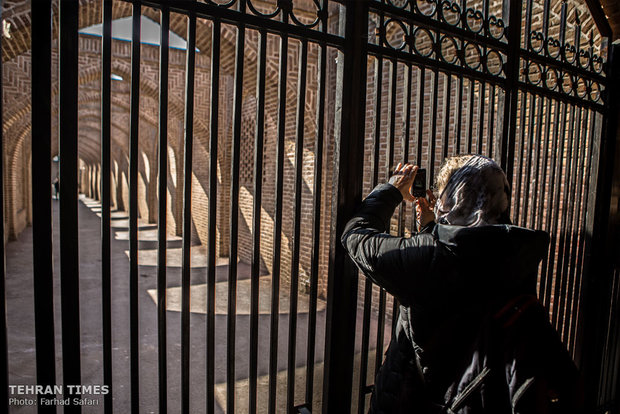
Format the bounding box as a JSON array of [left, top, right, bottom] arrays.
[[59, 1, 82, 410], [31, 1, 57, 411], [579, 43, 620, 410], [322, 1, 369, 413], [499, 0, 522, 183]]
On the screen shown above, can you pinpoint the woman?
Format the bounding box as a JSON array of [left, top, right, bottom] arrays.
[[342, 155, 582, 413]]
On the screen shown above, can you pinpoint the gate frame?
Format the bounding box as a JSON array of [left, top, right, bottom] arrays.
[[328, 0, 618, 412], [578, 42, 620, 411], [1, 1, 617, 414]]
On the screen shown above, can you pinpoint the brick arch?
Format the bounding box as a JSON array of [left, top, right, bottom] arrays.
[[75, 124, 113, 164], [76, 119, 133, 162], [76, 112, 145, 158], [3, 91, 154, 177], [3, 1, 320, 171], [2, 62, 170, 169], [6, 125, 31, 239], [2, 0, 325, 250]]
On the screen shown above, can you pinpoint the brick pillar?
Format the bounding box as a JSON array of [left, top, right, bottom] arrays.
[[148, 151, 157, 223], [26, 155, 32, 226], [116, 162, 127, 212], [110, 166, 117, 209], [216, 76, 233, 258], [88, 166, 94, 198], [80, 165, 87, 194], [96, 164, 101, 201], [92, 165, 97, 199], [174, 134, 184, 237]]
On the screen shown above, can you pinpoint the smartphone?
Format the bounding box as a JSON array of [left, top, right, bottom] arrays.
[[411, 168, 427, 198]]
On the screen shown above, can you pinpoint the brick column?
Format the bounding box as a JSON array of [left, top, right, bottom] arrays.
[[148, 150, 157, 223], [216, 76, 233, 258]]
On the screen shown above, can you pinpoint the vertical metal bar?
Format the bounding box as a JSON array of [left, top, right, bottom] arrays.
[[374, 293, 386, 380], [357, 279, 372, 414], [386, 59, 397, 178], [410, 65, 425, 233], [569, 108, 597, 353], [228, 3, 246, 413], [521, 93, 538, 227], [181, 8, 197, 414], [455, 74, 464, 154], [157, 6, 170, 414], [528, 95, 544, 229], [416, 67, 425, 166], [552, 104, 577, 329], [206, 17, 219, 414], [476, 83, 486, 155], [563, 107, 590, 345], [374, 57, 399, 368], [443, 74, 451, 160], [101, 1, 113, 413], [524, 0, 533, 50], [30, 2, 57, 411], [542, 0, 551, 56], [557, 106, 584, 337], [401, 64, 413, 209], [487, 84, 496, 159], [537, 98, 553, 233], [371, 57, 383, 192], [322, 1, 368, 411], [512, 91, 525, 225], [268, 19, 288, 414], [574, 12, 582, 68], [429, 68, 439, 183], [557, 103, 583, 336], [466, 80, 475, 153], [543, 101, 567, 310], [128, 4, 141, 412], [306, 38, 328, 409], [59, 1, 82, 411], [482, 0, 490, 38], [286, 38, 308, 413], [0, 1, 7, 411], [249, 28, 267, 414], [393, 63, 413, 335], [537, 98, 556, 302], [559, 1, 568, 59], [370, 55, 385, 378], [386, 59, 399, 335], [500, 0, 523, 182], [366, 56, 382, 380]]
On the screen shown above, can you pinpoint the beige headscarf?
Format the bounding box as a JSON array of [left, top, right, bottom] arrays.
[[434, 155, 511, 227]]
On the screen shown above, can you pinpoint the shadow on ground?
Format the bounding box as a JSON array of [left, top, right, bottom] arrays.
[[6, 196, 391, 413]]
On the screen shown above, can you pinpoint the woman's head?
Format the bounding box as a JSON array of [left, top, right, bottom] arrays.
[[433, 155, 511, 227], [433, 154, 475, 194]]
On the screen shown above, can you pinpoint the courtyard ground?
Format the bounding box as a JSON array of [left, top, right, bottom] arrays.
[[6, 196, 389, 413]]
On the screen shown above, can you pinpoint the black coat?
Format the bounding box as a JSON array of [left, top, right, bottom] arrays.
[[341, 184, 583, 414]]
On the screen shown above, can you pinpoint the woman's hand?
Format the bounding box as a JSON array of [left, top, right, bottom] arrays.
[[415, 189, 436, 227], [388, 163, 417, 202]]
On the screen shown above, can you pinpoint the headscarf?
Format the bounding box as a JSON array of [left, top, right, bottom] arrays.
[[434, 155, 511, 227]]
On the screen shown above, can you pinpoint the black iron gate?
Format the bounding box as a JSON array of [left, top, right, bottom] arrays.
[[1, 0, 619, 413]]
